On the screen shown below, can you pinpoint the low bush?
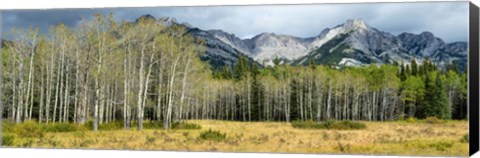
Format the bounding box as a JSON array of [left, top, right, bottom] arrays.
[[1, 121, 16, 133], [42, 123, 78, 133], [99, 121, 123, 130], [14, 121, 44, 138], [291, 120, 366, 130], [330, 120, 367, 130], [83, 120, 123, 131], [406, 117, 416, 123], [172, 122, 201, 130], [144, 121, 202, 130], [2, 133, 15, 146], [82, 120, 94, 130], [425, 116, 444, 124], [291, 121, 326, 129], [144, 121, 163, 129], [428, 141, 453, 151], [198, 129, 227, 141]]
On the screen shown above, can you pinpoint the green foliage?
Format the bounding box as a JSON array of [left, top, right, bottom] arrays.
[[171, 122, 201, 130], [2, 133, 15, 146], [423, 72, 451, 119], [198, 129, 227, 141], [291, 120, 325, 129], [42, 123, 78, 133], [99, 121, 124, 131], [143, 121, 164, 129], [428, 141, 453, 151], [424, 116, 445, 124], [402, 75, 425, 117], [406, 117, 417, 123], [330, 120, 367, 130], [143, 121, 202, 130], [291, 120, 366, 130], [411, 60, 418, 76], [14, 121, 44, 138], [83, 120, 95, 130], [1, 121, 16, 133], [83, 120, 123, 131], [273, 56, 281, 66], [234, 54, 251, 80]]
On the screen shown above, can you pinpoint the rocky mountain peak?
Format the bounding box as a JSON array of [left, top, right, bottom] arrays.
[[420, 31, 435, 37], [343, 19, 370, 31], [158, 17, 178, 26], [397, 31, 446, 57], [252, 32, 278, 39]]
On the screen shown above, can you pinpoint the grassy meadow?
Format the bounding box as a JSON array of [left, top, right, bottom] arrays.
[[1, 119, 468, 156]]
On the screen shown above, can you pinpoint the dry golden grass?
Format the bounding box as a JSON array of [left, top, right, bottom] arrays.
[[11, 120, 468, 156]]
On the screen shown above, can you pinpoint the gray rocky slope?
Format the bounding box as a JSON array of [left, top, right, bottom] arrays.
[[151, 15, 467, 69]]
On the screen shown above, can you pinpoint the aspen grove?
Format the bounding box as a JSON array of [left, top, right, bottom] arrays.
[[1, 14, 468, 131]]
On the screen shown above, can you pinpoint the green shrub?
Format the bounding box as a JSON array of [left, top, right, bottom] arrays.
[[291, 120, 366, 130], [323, 120, 335, 128], [99, 121, 123, 130], [406, 117, 416, 123], [330, 120, 367, 130], [2, 133, 15, 146], [144, 121, 202, 130], [14, 121, 44, 138], [144, 121, 163, 129], [1, 121, 16, 133], [425, 116, 444, 124], [428, 141, 453, 151], [198, 129, 227, 141], [291, 121, 325, 129], [42, 123, 78, 133], [82, 120, 123, 131], [172, 122, 201, 130], [82, 120, 94, 130]]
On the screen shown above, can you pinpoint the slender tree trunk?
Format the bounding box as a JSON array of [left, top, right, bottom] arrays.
[[179, 57, 191, 121], [136, 44, 146, 131], [39, 67, 45, 123], [164, 54, 181, 129], [94, 54, 102, 131], [326, 83, 332, 119]]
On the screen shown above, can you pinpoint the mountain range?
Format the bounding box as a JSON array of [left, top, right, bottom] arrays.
[[149, 15, 468, 70]]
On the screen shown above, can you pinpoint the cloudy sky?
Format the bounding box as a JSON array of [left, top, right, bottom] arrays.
[[1, 1, 469, 42]]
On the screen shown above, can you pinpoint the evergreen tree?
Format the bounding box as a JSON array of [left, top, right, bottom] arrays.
[[452, 60, 460, 74], [399, 64, 407, 81], [234, 55, 249, 80], [273, 56, 281, 66], [411, 60, 418, 76], [423, 72, 451, 119], [222, 66, 233, 79]]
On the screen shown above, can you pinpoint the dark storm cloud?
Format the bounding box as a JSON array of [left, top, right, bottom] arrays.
[[2, 2, 469, 42]]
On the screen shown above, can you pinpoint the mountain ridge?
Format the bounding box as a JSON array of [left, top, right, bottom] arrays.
[[147, 15, 467, 69]]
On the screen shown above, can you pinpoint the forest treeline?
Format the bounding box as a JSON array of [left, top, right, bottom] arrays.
[[1, 14, 467, 131]]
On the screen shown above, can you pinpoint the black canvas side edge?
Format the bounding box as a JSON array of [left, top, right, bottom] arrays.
[[469, 1, 479, 156]]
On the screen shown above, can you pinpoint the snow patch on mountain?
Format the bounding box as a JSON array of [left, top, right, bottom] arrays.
[[339, 58, 364, 66]]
